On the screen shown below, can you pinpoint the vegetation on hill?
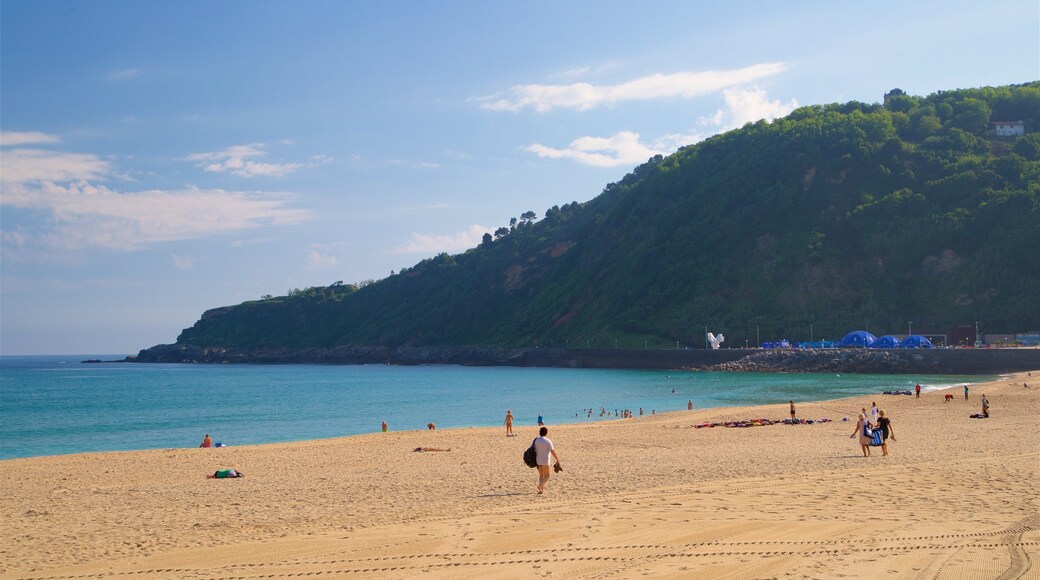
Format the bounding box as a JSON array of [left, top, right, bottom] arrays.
[[172, 83, 1040, 351]]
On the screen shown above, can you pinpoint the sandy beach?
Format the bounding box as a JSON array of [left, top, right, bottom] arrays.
[[2, 371, 1037, 579]]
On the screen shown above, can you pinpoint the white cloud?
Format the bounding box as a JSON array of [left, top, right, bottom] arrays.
[[1, 131, 61, 147], [700, 86, 799, 130], [2, 180, 311, 251], [171, 254, 195, 270], [0, 148, 111, 183], [187, 144, 302, 178], [527, 132, 662, 168], [479, 62, 788, 112], [307, 248, 337, 270], [1, 134, 313, 257], [525, 87, 796, 167], [393, 224, 492, 254]]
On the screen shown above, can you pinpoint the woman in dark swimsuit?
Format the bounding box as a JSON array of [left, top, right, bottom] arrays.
[[876, 409, 895, 456]]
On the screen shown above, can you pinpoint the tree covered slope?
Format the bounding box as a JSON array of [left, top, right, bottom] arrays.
[[169, 83, 1040, 351]]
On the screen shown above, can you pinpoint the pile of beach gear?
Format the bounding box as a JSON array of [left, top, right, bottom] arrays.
[[692, 417, 832, 429]]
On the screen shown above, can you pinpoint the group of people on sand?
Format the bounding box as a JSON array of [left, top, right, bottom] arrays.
[[850, 402, 895, 457]]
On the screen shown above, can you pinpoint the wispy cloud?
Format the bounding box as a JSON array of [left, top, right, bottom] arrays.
[[171, 254, 195, 270], [527, 132, 669, 168], [526, 87, 797, 167], [108, 68, 142, 80], [2, 181, 311, 251], [1, 137, 311, 252], [306, 248, 337, 270], [1, 131, 62, 147], [478, 62, 788, 112], [187, 144, 303, 178], [393, 224, 492, 254], [0, 148, 111, 183]]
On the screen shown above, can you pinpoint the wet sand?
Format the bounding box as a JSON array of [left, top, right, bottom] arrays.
[[2, 371, 1037, 579]]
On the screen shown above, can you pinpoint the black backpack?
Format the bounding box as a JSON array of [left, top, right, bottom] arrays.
[[523, 438, 538, 468]]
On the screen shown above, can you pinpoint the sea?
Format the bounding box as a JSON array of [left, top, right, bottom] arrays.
[[0, 355, 994, 460]]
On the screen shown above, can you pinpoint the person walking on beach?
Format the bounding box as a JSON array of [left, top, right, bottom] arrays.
[[964, 385, 970, 400], [850, 413, 872, 457], [789, 401, 796, 420], [505, 410, 514, 436], [870, 402, 879, 425], [861, 407, 872, 427], [915, 383, 921, 398], [199, 434, 212, 448], [876, 409, 895, 456], [533, 426, 560, 494]]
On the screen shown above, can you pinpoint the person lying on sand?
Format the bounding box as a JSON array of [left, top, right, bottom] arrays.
[[413, 447, 451, 452], [207, 469, 243, 479]]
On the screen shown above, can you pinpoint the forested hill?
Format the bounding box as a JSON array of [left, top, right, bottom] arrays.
[[153, 83, 1040, 355]]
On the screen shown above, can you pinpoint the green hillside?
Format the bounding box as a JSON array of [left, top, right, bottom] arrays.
[[172, 83, 1040, 351]]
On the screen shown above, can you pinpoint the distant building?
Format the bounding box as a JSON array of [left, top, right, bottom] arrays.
[[883, 88, 906, 104], [1016, 332, 1040, 346], [993, 120, 1025, 137], [950, 325, 978, 347], [984, 334, 1017, 346]]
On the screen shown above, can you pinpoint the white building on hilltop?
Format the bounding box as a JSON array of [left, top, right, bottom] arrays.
[[993, 120, 1025, 137]]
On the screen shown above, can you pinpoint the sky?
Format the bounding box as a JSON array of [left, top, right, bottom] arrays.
[[2, 0, 1038, 355]]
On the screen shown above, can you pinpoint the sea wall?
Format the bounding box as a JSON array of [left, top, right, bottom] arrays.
[[129, 343, 1040, 374]]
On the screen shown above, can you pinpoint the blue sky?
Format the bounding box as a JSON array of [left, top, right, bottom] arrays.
[[2, 0, 1038, 355]]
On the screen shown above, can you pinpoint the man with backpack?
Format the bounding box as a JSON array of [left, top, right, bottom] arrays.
[[533, 426, 560, 494]]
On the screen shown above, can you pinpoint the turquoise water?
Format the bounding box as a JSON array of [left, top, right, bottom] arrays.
[[0, 355, 992, 460]]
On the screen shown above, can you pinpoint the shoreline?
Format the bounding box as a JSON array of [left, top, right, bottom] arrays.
[[0, 370, 1002, 463], [2, 371, 1037, 578]]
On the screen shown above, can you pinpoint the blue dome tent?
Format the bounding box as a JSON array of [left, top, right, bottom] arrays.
[[868, 335, 902, 348], [900, 335, 933, 349], [840, 331, 877, 348]]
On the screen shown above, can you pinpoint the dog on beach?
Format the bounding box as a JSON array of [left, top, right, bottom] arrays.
[[944, 394, 954, 402]]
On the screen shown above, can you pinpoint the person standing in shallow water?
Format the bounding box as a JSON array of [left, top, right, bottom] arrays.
[[533, 426, 560, 494]]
